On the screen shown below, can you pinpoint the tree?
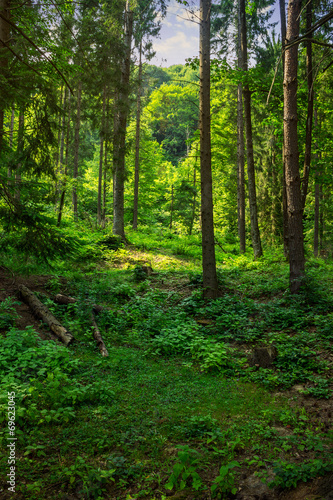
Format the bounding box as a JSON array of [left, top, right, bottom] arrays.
[[284, 0, 305, 292], [239, 0, 263, 259], [237, 0, 246, 254], [112, 0, 133, 239], [0, 0, 10, 154], [132, 41, 142, 230], [200, 0, 218, 298]]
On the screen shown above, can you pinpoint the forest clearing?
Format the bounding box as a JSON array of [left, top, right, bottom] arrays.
[[1, 0, 333, 498], [0, 231, 332, 499]]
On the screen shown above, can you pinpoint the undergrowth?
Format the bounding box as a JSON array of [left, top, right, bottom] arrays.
[[0, 229, 332, 499]]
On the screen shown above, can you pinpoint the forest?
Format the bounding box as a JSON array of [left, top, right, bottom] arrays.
[[0, 0, 333, 499]]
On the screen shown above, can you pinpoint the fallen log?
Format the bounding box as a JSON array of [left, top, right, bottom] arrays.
[[18, 285, 74, 346], [54, 294, 76, 305], [91, 313, 109, 357], [54, 294, 103, 313], [54, 294, 108, 356]]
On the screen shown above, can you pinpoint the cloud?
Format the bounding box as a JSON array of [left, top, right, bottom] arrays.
[[153, 31, 198, 65], [150, 0, 199, 67]]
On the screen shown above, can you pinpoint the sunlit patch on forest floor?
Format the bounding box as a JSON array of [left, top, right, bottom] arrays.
[[0, 239, 332, 499]]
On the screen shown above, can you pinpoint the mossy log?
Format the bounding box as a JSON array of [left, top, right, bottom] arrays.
[[18, 285, 74, 346]]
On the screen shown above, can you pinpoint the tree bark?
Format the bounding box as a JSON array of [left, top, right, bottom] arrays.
[[313, 106, 319, 257], [102, 139, 108, 229], [19, 285, 74, 346], [113, 0, 133, 239], [301, 0, 314, 212], [97, 86, 106, 226], [284, 0, 305, 293], [7, 107, 14, 179], [314, 179, 320, 257], [189, 155, 198, 236], [132, 40, 142, 230], [57, 87, 71, 227], [169, 184, 173, 229], [237, 0, 246, 254], [15, 110, 24, 201], [200, 0, 218, 298], [73, 80, 82, 220], [279, 0, 289, 259], [0, 0, 10, 154], [239, 0, 262, 259]]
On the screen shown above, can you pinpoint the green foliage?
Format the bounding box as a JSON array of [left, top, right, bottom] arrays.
[[270, 459, 333, 489], [0, 297, 19, 329], [211, 460, 240, 497], [165, 445, 204, 491]]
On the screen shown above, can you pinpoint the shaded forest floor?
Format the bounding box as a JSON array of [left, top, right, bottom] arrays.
[[0, 231, 332, 499]]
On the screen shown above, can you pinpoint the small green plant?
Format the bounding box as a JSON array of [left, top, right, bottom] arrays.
[[270, 459, 333, 489], [0, 297, 19, 329], [211, 460, 240, 498], [165, 445, 204, 491]]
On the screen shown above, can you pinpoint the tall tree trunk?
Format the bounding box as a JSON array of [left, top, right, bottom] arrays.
[[279, 0, 289, 259], [313, 106, 319, 257], [319, 186, 323, 253], [97, 86, 106, 226], [7, 107, 14, 179], [15, 110, 24, 201], [133, 40, 142, 230], [113, 0, 133, 239], [0, 0, 10, 154], [169, 184, 173, 230], [239, 0, 262, 259], [314, 180, 320, 257], [200, 0, 218, 298], [57, 89, 71, 227], [284, 0, 304, 293], [301, 0, 314, 212], [55, 86, 63, 181], [102, 140, 108, 229], [237, 0, 246, 254], [189, 155, 198, 236], [72, 80, 82, 220]]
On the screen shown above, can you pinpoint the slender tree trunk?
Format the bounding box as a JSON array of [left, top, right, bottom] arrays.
[[72, 80, 82, 220], [314, 180, 320, 257], [7, 107, 14, 179], [200, 0, 218, 298], [271, 142, 279, 240], [55, 86, 63, 192], [169, 184, 173, 229], [279, 0, 289, 259], [57, 90, 71, 227], [237, 0, 246, 254], [301, 0, 314, 212], [133, 40, 142, 230], [102, 140, 108, 229], [239, 0, 262, 259], [113, 0, 133, 239], [319, 186, 323, 253], [189, 156, 197, 236], [97, 86, 106, 226], [313, 106, 319, 257], [284, 0, 304, 293], [0, 0, 10, 154], [15, 110, 24, 201]]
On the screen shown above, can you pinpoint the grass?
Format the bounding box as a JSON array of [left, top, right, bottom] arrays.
[[0, 227, 332, 499]]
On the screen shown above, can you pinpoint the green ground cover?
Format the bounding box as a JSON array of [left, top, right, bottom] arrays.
[[0, 228, 332, 499]]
